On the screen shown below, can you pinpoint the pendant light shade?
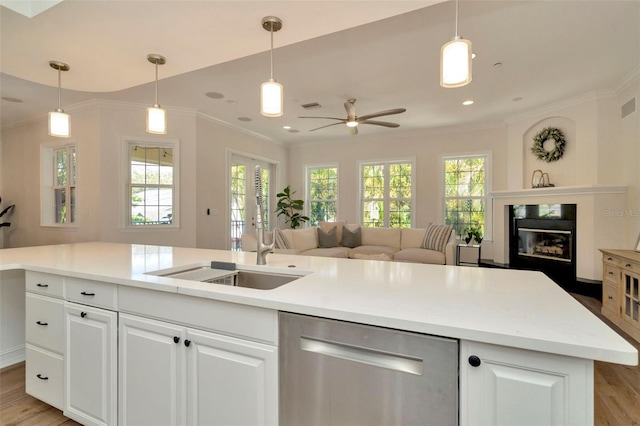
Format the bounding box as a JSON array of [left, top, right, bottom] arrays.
[[48, 61, 70, 138], [440, 0, 472, 88], [260, 16, 283, 118], [146, 54, 167, 134]]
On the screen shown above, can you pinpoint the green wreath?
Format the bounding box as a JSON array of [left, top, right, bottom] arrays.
[[531, 127, 566, 162]]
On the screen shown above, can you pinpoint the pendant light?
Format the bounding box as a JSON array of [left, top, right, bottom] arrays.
[[48, 61, 70, 138], [260, 16, 284, 117], [146, 54, 167, 134], [440, 0, 472, 88]]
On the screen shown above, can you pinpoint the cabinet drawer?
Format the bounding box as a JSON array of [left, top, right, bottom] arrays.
[[602, 254, 620, 266], [603, 263, 620, 285], [603, 283, 618, 313], [26, 293, 64, 354], [26, 271, 64, 299], [26, 344, 64, 410], [620, 260, 640, 274], [66, 277, 118, 310]]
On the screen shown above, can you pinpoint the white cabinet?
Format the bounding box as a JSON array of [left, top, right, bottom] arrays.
[[460, 340, 593, 426], [64, 302, 117, 426], [119, 313, 278, 426]]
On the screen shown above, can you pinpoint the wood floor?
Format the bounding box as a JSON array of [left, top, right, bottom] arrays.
[[1, 295, 639, 425]]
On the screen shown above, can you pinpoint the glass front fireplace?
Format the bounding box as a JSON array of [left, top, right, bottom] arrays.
[[517, 228, 572, 263]]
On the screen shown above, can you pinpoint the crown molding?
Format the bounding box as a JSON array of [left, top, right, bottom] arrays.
[[196, 111, 285, 147], [615, 65, 640, 95]]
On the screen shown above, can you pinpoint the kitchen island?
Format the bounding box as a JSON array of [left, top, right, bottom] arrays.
[[1, 242, 637, 425]]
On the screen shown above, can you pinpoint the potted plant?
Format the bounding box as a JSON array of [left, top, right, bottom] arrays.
[[275, 186, 309, 229], [464, 225, 483, 245]]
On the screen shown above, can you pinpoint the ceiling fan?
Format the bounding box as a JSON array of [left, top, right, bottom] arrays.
[[299, 99, 406, 135]]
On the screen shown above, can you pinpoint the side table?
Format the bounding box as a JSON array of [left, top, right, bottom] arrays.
[[456, 243, 481, 266]]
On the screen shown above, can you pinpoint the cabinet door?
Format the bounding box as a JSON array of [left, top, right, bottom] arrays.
[[64, 302, 117, 426], [460, 341, 593, 426], [622, 271, 640, 329], [119, 313, 186, 426], [185, 329, 278, 426]]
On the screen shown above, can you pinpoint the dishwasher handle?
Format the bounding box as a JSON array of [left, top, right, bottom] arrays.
[[300, 336, 423, 376]]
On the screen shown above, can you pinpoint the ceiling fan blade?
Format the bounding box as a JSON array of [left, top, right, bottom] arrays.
[[349, 125, 358, 136], [309, 122, 344, 132], [299, 116, 345, 121], [359, 120, 400, 128], [356, 108, 406, 121], [344, 99, 356, 121]]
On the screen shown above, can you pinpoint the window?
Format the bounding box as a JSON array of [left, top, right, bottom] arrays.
[[41, 143, 76, 226], [443, 155, 488, 237], [127, 140, 179, 227], [361, 160, 413, 228], [307, 166, 338, 226]]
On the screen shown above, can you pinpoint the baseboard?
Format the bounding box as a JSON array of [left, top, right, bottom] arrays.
[[0, 345, 25, 369]]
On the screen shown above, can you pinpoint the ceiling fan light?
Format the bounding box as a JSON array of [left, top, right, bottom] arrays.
[[48, 109, 70, 138], [260, 79, 283, 117], [346, 120, 358, 127], [146, 105, 167, 134], [441, 37, 472, 88]]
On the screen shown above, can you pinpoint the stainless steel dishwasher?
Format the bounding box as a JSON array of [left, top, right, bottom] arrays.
[[279, 312, 458, 426]]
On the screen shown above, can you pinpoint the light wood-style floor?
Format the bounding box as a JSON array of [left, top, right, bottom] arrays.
[[1, 295, 639, 425]]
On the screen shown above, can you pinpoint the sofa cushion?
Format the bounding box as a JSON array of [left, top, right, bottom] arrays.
[[274, 228, 292, 249], [394, 248, 446, 264], [290, 227, 318, 252], [302, 247, 350, 258], [319, 221, 346, 245], [342, 226, 362, 248], [354, 253, 392, 261], [349, 245, 398, 259], [317, 226, 339, 248], [361, 227, 401, 250], [401, 228, 427, 249], [422, 224, 453, 253]]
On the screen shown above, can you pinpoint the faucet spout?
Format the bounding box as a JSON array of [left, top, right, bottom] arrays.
[[256, 226, 275, 265]]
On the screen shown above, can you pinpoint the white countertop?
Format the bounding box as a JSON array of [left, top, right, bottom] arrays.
[[1, 242, 637, 365]]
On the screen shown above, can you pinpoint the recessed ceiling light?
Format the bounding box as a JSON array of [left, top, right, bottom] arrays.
[[205, 92, 225, 99], [471, 53, 477, 59], [283, 125, 291, 129], [237, 117, 252, 122], [226, 99, 237, 104], [512, 97, 524, 102], [493, 62, 503, 68], [1, 96, 23, 103], [462, 100, 474, 106], [288, 129, 300, 133]]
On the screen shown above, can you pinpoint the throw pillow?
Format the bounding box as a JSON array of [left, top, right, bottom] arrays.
[[317, 226, 339, 248], [319, 221, 345, 245], [342, 226, 362, 248], [273, 228, 292, 249], [422, 224, 453, 253]]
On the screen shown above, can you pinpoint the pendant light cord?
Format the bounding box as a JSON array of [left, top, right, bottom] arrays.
[[154, 62, 159, 106], [57, 68, 62, 111], [269, 25, 274, 80], [455, 0, 459, 37]]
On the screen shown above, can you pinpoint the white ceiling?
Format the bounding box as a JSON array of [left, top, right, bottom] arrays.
[[1, 0, 639, 144]]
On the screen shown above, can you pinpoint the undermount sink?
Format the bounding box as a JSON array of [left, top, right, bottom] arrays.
[[150, 263, 303, 290]]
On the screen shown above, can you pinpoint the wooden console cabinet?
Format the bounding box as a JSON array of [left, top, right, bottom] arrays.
[[600, 249, 640, 343]]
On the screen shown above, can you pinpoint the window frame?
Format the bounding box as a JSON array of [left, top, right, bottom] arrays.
[[121, 137, 180, 230], [305, 164, 339, 226], [441, 152, 492, 240], [40, 140, 77, 228], [359, 158, 415, 228]]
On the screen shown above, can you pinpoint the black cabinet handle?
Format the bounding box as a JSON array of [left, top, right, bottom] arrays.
[[607, 257, 613, 261], [173, 336, 180, 344], [468, 355, 481, 367], [36, 283, 49, 288], [36, 321, 48, 326], [625, 264, 632, 268], [80, 292, 95, 296], [184, 339, 191, 347], [37, 374, 49, 380], [608, 271, 614, 275], [81, 312, 87, 318], [608, 296, 614, 300]]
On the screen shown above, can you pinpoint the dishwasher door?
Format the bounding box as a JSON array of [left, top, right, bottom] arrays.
[[279, 312, 458, 426]]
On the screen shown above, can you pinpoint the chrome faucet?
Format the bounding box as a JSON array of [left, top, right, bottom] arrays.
[[255, 165, 274, 265]]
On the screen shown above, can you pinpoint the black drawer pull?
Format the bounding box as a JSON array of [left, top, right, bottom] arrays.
[[36, 321, 48, 326], [80, 292, 95, 296], [607, 257, 613, 261], [608, 296, 614, 300], [625, 263, 632, 268], [36, 283, 49, 288], [173, 336, 180, 344], [468, 355, 481, 367], [608, 271, 614, 275], [184, 339, 191, 347], [81, 312, 87, 318], [37, 374, 49, 380]]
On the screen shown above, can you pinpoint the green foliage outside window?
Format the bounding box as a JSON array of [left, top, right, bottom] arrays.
[[444, 157, 486, 237], [308, 167, 338, 226], [362, 162, 412, 228]]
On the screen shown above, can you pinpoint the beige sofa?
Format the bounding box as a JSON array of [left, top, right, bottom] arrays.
[[241, 224, 457, 265]]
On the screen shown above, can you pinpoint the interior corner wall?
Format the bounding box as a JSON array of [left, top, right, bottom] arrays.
[[194, 116, 288, 250], [0, 107, 103, 248]]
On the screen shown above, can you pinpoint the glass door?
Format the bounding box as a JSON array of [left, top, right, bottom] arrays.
[[623, 271, 639, 326], [229, 155, 273, 250]]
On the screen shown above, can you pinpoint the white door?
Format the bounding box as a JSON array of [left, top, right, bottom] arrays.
[[119, 313, 186, 426], [460, 341, 593, 426], [230, 154, 274, 250], [185, 328, 279, 426], [64, 302, 117, 426]]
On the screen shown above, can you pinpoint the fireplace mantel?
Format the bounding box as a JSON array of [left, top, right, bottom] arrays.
[[491, 185, 628, 282], [491, 185, 627, 199]]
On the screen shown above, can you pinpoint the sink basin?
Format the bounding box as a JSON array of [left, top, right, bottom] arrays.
[[154, 265, 302, 290]]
